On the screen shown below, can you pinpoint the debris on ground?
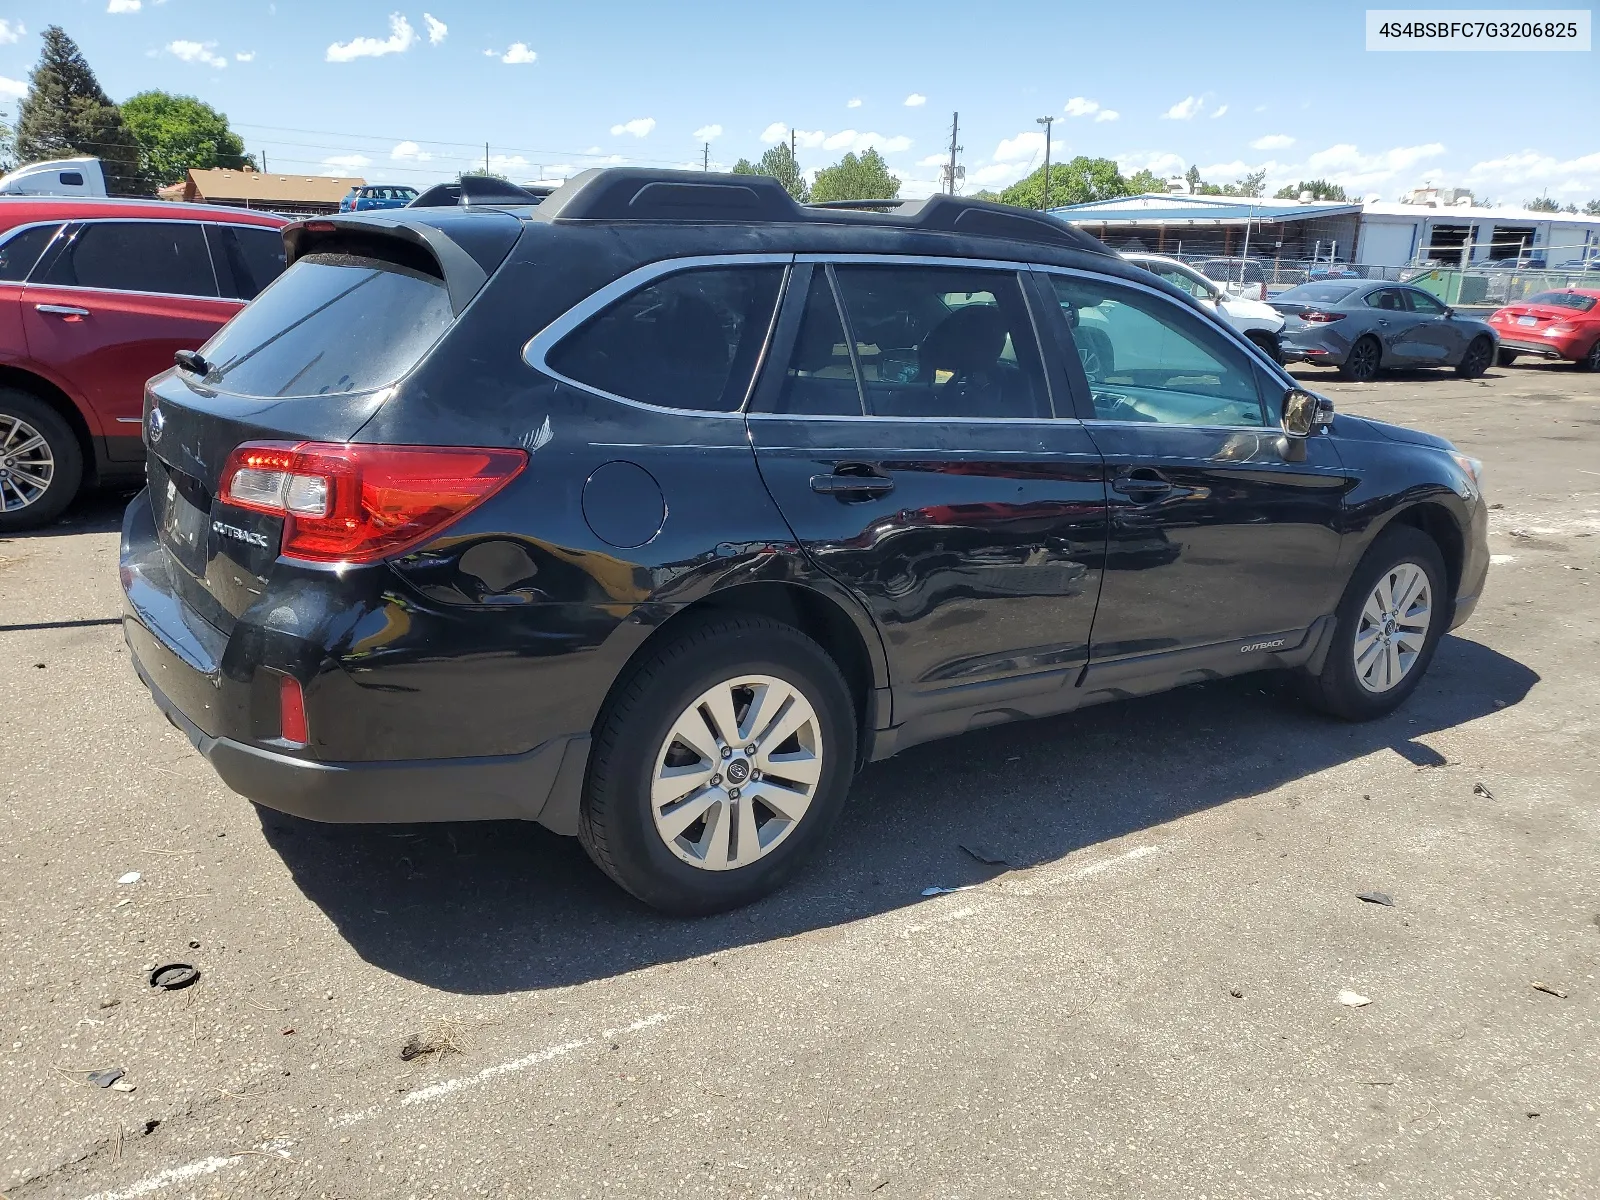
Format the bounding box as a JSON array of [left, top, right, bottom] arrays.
[[98, 998, 120, 1010], [1338, 990, 1372, 1008], [920, 885, 977, 897], [110, 1080, 136, 1093], [1356, 891, 1396, 907], [958, 843, 1013, 867], [1474, 782, 1496, 801], [117, 872, 140, 886], [400, 1023, 467, 1063], [86, 1068, 125, 1088], [1531, 982, 1568, 999], [1228, 987, 1244, 999], [148, 963, 200, 991]]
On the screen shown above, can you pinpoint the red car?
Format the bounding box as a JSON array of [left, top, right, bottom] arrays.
[[1487, 288, 1600, 371], [0, 197, 287, 530]]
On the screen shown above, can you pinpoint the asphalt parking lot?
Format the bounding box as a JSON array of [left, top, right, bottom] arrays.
[[2, 360, 1597, 1199]]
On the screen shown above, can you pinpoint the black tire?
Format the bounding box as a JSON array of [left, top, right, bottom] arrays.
[[1579, 337, 1600, 372], [1299, 525, 1448, 721], [1338, 335, 1382, 382], [1496, 349, 1520, 368], [1246, 330, 1283, 364], [578, 614, 857, 915], [1077, 328, 1114, 382], [0, 388, 84, 533], [1455, 336, 1493, 378]]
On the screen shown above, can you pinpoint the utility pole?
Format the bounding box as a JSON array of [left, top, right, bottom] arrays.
[[703, 143, 710, 172], [261, 150, 268, 173], [944, 112, 963, 196], [484, 142, 490, 175], [1036, 116, 1056, 211]]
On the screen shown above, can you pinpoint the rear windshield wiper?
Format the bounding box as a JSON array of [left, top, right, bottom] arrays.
[[174, 350, 214, 377]]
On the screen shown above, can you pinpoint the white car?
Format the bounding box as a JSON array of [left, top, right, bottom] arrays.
[[1122, 253, 1285, 362]]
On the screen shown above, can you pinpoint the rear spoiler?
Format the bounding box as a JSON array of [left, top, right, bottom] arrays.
[[409, 177, 554, 208]]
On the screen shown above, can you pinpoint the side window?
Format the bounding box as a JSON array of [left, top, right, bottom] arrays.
[[1365, 288, 1405, 311], [829, 265, 1049, 419], [207, 225, 287, 300], [1405, 288, 1446, 316], [770, 269, 863, 416], [1152, 266, 1207, 299], [548, 266, 784, 411], [41, 222, 216, 297], [0, 223, 63, 282], [1049, 274, 1268, 427]]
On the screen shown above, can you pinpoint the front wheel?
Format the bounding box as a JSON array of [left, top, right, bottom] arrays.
[[579, 614, 857, 915], [1338, 335, 1382, 382], [1456, 336, 1493, 378], [0, 389, 84, 532], [1246, 330, 1283, 364], [1299, 525, 1448, 721]]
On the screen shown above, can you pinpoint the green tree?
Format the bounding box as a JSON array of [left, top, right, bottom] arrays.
[[121, 91, 253, 187], [1185, 164, 1202, 193], [732, 143, 809, 201], [999, 156, 1127, 209], [14, 25, 145, 194], [1525, 195, 1560, 212], [810, 148, 899, 203], [1272, 179, 1348, 201], [0, 110, 15, 173], [1562, 202, 1579, 214], [1586, 199, 1600, 216], [968, 189, 1001, 202], [1125, 169, 1167, 195], [1229, 169, 1267, 198]]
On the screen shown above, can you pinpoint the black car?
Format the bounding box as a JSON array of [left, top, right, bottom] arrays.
[[121, 169, 1490, 914]]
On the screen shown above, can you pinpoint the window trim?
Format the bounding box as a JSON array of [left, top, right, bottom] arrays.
[[18, 217, 278, 303], [1034, 264, 1279, 432], [522, 252, 796, 417]]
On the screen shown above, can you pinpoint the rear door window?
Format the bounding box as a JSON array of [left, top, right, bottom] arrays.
[[206, 224, 287, 300], [195, 253, 454, 398], [0, 223, 63, 282], [547, 266, 784, 411], [40, 221, 217, 297], [1403, 288, 1446, 316]]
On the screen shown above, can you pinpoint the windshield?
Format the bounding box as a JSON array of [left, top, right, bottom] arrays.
[[196, 253, 454, 398], [1524, 291, 1597, 312], [1276, 282, 1362, 305]]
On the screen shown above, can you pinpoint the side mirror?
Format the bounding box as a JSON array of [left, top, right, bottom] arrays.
[[1443, 307, 1455, 318], [1282, 387, 1333, 438]]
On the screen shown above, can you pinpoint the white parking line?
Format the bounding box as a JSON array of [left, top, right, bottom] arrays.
[[1071, 845, 1162, 879], [77, 1141, 291, 1200], [400, 1038, 589, 1107]]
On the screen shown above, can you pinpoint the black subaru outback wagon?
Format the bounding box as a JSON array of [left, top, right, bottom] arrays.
[[122, 168, 1488, 914]]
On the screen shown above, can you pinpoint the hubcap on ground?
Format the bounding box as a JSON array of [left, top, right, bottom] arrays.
[[0, 414, 53, 513], [1353, 562, 1432, 693], [650, 673, 824, 871]]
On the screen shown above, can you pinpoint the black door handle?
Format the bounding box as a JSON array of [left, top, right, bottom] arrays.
[[1112, 470, 1173, 500], [810, 468, 895, 496]]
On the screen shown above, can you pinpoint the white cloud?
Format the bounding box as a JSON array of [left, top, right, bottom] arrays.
[[391, 140, 433, 163], [501, 42, 536, 64], [168, 40, 227, 69], [320, 153, 372, 176], [847, 97, 862, 108], [1465, 149, 1600, 188], [904, 93, 926, 107], [234, 50, 255, 62], [1304, 141, 1445, 188], [1117, 150, 1186, 179], [327, 14, 416, 63], [1162, 95, 1203, 120], [1095, 110, 1119, 122], [0, 75, 25, 99], [611, 117, 656, 138], [107, 0, 140, 13], [489, 153, 530, 172], [917, 153, 948, 167], [993, 130, 1046, 163], [693, 124, 723, 141], [0, 19, 23, 42], [968, 161, 1030, 189], [759, 122, 787, 143], [1063, 96, 1099, 118], [1211, 104, 1229, 119], [423, 13, 446, 44], [822, 129, 912, 154], [795, 130, 825, 149], [1252, 134, 1295, 150]]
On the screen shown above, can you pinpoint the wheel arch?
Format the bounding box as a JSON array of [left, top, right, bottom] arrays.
[[0, 365, 96, 479], [1380, 500, 1465, 601]]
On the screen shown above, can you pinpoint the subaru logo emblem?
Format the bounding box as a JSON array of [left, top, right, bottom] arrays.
[[147, 405, 164, 443]]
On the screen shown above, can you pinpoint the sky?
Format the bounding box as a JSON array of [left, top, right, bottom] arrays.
[[0, 0, 1595, 205]]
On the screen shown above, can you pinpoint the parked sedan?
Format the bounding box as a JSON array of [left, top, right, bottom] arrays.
[[338, 185, 420, 213], [1272, 281, 1497, 382], [1486, 289, 1600, 370]]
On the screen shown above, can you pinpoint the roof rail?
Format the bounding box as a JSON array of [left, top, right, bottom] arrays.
[[409, 176, 551, 209], [531, 168, 1113, 255]]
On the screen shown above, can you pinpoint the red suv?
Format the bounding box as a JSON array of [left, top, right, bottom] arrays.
[[0, 198, 287, 530]]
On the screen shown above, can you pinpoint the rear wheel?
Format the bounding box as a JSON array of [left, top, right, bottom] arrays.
[[1245, 330, 1283, 364], [1496, 349, 1520, 368], [1579, 338, 1600, 372], [1338, 335, 1382, 382], [1456, 336, 1493, 378], [1299, 525, 1447, 721], [0, 389, 83, 532], [578, 614, 857, 915]]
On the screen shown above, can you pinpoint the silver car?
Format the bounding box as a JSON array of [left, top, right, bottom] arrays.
[[1273, 281, 1498, 382]]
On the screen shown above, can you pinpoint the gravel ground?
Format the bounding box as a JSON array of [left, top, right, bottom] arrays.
[[1, 360, 1596, 1199]]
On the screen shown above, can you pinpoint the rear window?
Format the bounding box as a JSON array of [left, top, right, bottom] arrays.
[[195, 253, 453, 398], [1525, 291, 1596, 312], [0, 223, 62, 281], [1276, 282, 1361, 304], [1199, 259, 1265, 282], [43, 221, 217, 297]]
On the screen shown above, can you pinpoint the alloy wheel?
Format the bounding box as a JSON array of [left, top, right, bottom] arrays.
[[1585, 338, 1600, 372], [649, 673, 824, 871], [0, 413, 55, 513], [1077, 345, 1105, 381], [1459, 338, 1492, 376], [1346, 338, 1380, 381], [1353, 562, 1432, 693]]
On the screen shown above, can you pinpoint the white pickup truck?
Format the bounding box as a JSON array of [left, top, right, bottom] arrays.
[[1123, 252, 1286, 362], [0, 157, 108, 197]]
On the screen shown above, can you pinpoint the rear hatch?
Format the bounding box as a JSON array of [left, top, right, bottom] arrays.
[[144, 211, 522, 632]]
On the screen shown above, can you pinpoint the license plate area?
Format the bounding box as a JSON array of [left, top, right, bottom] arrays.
[[152, 458, 213, 579], [1517, 315, 1538, 326]]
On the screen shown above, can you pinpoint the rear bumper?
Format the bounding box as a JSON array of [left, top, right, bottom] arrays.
[[1494, 337, 1577, 361]]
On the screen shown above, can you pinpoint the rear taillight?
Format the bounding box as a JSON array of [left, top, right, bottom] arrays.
[[279, 675, 308, 745], [219, 441, 527, 564], [1301, 310, 1345, 324]]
